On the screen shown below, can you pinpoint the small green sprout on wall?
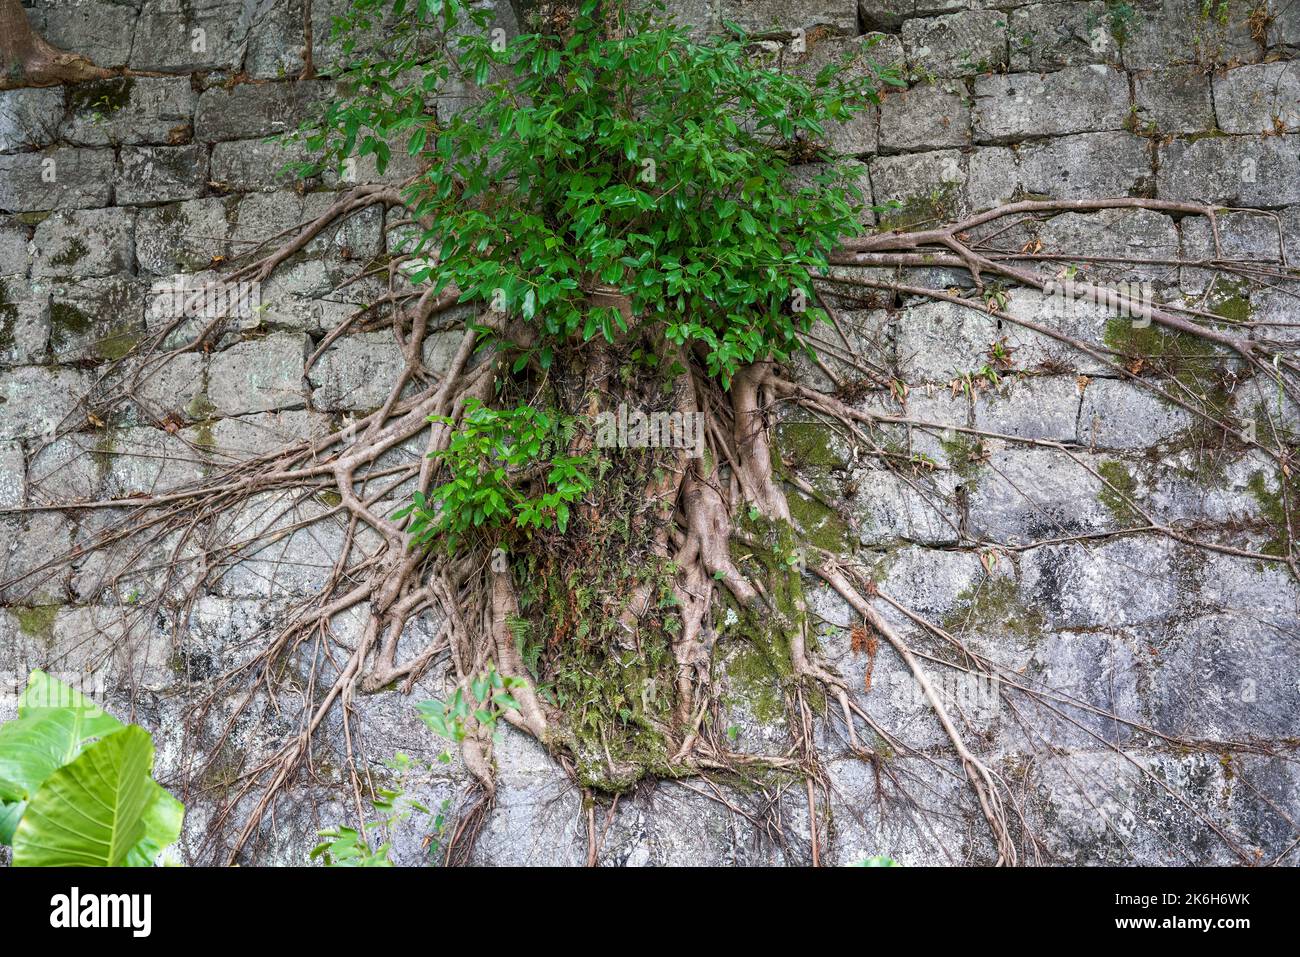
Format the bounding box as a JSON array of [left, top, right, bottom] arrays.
[[0, 670, 184, 867]]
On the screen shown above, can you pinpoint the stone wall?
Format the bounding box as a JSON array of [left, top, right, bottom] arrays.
[[0, 0, 1298, 865]]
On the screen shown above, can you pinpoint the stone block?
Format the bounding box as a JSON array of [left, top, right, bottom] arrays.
[[0, 149, 115, 212], [878, 81, 971, 152], [972, 375, 1082, 441], [1213, 61, 1300, 133], [135, 198, 237, 275], [62, 77, 197, 147], [0, 366, 87, 440], [902, 9, 1009, 78], [0, 88, 63, 154], [1079, 377, 1195, 449], [208, 332, 309, 415], [972, 66, 1130, 143], [32, 207, 136, 278], [1133, 66, 1215, 134], [968, 132, 1152, 209], [116, 146, 209, 205], [1008, 2, 1119, 71], [195, 80, 334, 142], [45, 277, 148, 362], [1157, 134, 1300, 206], [968, 447, 1113, 540], [41, 0, 138, 68]]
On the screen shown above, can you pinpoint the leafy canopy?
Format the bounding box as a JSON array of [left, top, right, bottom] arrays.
[[301, 0, 900, 382]]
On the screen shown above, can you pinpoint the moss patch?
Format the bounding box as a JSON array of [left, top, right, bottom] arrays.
[[50, 237, 89, 269], [1246, 470, 1296, 558], [773, 420, 849, 469], [15, 605, 58, 646], [1103, 316, 1235, 416], [66, 77, 135, 116], [1097, 459, 1141, 527], [942, 575, 1045, 643], [876, 183, 961, 231], [787, 487, 851, 552]]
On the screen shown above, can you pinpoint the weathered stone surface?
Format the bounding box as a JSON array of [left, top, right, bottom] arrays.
[[1153, 613, 1300, 739], [0, 277, 51, 365], [1120, 0, 1259, 70], [1019, 536, 1185, 629], [826, 754, 990, 864], [1019, 631, 1142, 748], [1024, 750, 1236, 865], [973, 375, 1082, 441], [849, 466, 962, 545], [968, 132, 1152, 209], [210, 490, 348, 598], [203, 410, 331, 463], [0, 88, 63, 154], [128, 0, 250, 72], [717, 0, 858, 34], [968, 447, 1112, 541], [1133, 66, 1215, 133], [0, 149, 115, 212], [1009, 1, 1119, 71], [1213, 61, 1300, 133], [135, 198, 237, 274], [972, 66, 1130, 142], [1157, 135, 1300, 206], [45, 277, 147, 363], [210, 139, 314, 191], [62, 77, 196, 147], [878, 81, 971, 152], [0, 443, 24, 508], [1182, 210, 1283, 262], [307, 331, 404, 411], [1132, 448, 1272, 527], [31, 207, 136, 278], [869, 148, 966, 226], [896, 297, 1001, 381], [0, 512, 73, 605], [1079, 377, 1195, 449], [195, 80, 334, 142], [41, 0, 139, 68], [902, 10, 1010, 77], [0, 366, 87, 440], [244, 0, 357, 78], [0, 225, 30, 275], [232, 191, 384, 260], [133, 352, 207, 421], [208, 332, 309, 415], [116, 146, 209, 205], [858, 0, 965, 32], [1036, 207, 1179, 283]]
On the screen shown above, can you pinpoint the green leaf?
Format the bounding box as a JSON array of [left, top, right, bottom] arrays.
[[0, 711, 86, 802], [13, 725, 156, 867], [0, 800, 24, 845], [123, 782, 185, 867], [20, 669, 123, 741]]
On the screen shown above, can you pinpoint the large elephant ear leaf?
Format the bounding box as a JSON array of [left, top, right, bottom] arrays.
[[0, 710, 90, 803], [12, 725, 154, 867], [123, 782, 185, 867], [0, 801, 24, 845], [19, 670, 123, 742]]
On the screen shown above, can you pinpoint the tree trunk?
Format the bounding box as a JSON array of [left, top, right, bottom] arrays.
[[1, 0, 112, 90]]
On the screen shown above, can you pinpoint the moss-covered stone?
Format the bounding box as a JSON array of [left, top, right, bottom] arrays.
[[66, 77, 135, 116], [773, 420, 850, 469], [942, 575, 1045, 643], [1097, 459, 1141, 527], [15, 605, 58, 646]]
